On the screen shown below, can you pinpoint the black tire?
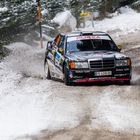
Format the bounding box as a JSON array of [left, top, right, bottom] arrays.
[[64, 66, 71, 86], [123, 80, 130, 85], [44, 60, 51, 79]]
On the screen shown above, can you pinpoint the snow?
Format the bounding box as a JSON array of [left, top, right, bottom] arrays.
[[0, 42, 80, 140], [92, 89, 140, 134], [85, 6, 140, 35], [123, 44, 140, 52], [42, 9, 48, 16], [42, 25, 55, 30], [0, 82, 79, 139], [2, 17, 10, 22], [52, 10, 77, 32], [0, 7, 8, 12], [93, 11, 99, 18]]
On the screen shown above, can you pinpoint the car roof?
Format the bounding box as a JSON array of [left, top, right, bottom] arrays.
[[61, 31, 108, 37]]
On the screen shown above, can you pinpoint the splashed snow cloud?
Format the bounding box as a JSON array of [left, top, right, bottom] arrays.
[[52, 10, 77, 32]]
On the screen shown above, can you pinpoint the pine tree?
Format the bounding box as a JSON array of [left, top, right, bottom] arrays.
[[0, 0, 37, 45], [132, 0, 140, 11]]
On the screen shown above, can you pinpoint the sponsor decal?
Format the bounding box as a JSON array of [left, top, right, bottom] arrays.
[[48, 52, 54, 60], [52, 50, 56, 56], [76, 36, 100, 40], [67, 35, 111, 42], [55, 52, 62, 68], [55, 52, 62, 63]]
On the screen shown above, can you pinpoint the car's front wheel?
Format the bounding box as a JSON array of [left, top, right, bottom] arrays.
[[44, 60, 51, 79], [64, 66, 71, 86]]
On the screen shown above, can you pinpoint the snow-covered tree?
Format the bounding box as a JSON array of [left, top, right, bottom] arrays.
[[0, 0, 37, 46], [132, 0, 140, 11]]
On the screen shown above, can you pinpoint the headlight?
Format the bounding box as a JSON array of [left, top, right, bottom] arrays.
[[75, 62, 89, 69], [69, 62, 88, 69], [116, 59, 131, 67]]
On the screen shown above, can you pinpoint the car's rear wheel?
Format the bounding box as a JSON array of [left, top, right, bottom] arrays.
[[64, 66, 71, 86], [44, 60, 51, 79]]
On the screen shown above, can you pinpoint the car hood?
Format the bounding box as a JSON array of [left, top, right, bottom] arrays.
[[66, 51, 127, 61]]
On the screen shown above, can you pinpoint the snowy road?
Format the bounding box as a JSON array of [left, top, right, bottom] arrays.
[[0, 31, 140, 140]]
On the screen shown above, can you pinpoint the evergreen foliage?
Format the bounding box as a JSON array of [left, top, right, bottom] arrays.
[[132, 0, 140, 11], [0, 0, 37, 46]]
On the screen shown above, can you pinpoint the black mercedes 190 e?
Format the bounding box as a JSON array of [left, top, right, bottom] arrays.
[[44, 31, 132, 85]]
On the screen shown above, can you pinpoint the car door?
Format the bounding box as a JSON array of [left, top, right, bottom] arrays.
[[54, 34, 65, 79], [45, 34, 65, 79], [45, 40, 57, 77]]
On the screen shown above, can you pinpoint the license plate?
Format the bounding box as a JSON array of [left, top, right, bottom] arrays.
[[95, 71, 112, 76]]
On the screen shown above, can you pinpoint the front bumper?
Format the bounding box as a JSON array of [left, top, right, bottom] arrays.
[[69, 66, 131, 83], [74, 78, 130, 83]]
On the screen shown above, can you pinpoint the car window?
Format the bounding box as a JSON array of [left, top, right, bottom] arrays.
[[55, 35, 61, 46], [67, 40, 93, 52], [92, 39, 117, 51], [66, 38, 118, 53], [58, 36, 65, 49]]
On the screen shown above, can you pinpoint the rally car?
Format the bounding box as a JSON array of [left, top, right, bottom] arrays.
[[44, 31, 132, 85]]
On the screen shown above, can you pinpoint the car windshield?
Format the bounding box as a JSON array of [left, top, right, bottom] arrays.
[[66, 37, 118, 53]]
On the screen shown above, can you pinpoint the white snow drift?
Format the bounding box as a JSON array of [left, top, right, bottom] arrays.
[[0, 7, 8, 12], [86, 6, 140, 35], [52, 10, 77, 32]]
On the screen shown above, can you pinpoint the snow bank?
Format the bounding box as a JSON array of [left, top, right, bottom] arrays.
[[0, 7, 8, 12], [42, 9, 48, 16], [52, 10, 77, 32], [119, 6, 136, 14], [86, 6, 140, 35]]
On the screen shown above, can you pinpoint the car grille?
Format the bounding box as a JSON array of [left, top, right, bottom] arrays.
[[89, 59, 115, 69]]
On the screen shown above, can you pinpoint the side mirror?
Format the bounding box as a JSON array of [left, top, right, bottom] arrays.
[[47, 42, 51, 50], [117, 45, 123, 52], [47, 41, 53, 51]]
